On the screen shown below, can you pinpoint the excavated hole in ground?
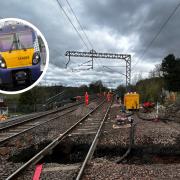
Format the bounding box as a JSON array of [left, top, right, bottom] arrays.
[[42, 141, 180, 165], [41, 143, 90, 164], [8, 140, 51, 163], [7, 136, 180, 165], [94, 145, 180, 164]]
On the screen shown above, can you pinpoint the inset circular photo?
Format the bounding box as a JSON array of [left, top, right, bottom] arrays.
[[0, 18, 49, 94]]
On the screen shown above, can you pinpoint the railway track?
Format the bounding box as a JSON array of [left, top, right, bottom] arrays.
[[76, 100, 112, 180], [0, 101, 86, 130], [0, 99, 97, 146], [5, 98, 112, 180]]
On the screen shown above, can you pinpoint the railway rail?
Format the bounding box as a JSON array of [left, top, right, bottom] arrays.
[[0, 99, 97, 146], [0, 109, 75, 146], [76, 99, 112, 180], [0, 101, 86, 130], [5, 98, 112, 180]]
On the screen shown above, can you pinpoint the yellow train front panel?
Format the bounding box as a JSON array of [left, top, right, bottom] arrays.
[[0, 48, 34, 69], [124, 92, 139, 110]]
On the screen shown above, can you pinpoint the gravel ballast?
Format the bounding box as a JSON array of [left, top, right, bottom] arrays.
[[1, 101, 180, 179]]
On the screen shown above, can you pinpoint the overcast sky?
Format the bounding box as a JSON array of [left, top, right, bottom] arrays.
[[0, 0, 180, 88]]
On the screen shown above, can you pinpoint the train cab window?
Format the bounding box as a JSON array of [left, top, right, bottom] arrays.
[[0, 34, 17, 52], [17, 31, 34, 50]]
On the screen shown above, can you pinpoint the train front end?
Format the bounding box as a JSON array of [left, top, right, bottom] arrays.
[[0, 24, 41, 87]]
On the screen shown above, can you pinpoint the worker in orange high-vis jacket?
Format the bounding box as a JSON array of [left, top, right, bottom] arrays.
[[85, 92, 89, 106], [107, 92, 110, 102]]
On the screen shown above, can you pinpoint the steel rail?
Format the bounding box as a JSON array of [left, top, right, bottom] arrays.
[[6, 99, 106, 180], [0, 98, 98, 145], [0, 100, 89, 131], [76, 99, 113, 180], [0, 108, 76, 146]]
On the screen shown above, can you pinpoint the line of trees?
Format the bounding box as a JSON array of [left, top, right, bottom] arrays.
[[117, 53, 180, 103], [3, 80, 108, 114], [161, 54, 180, 92]]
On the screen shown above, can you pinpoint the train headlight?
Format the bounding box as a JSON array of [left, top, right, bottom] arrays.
[[32, 52, 40, 65], [33, 58, 39, 64], [1, 63, 6, 68], [0, 57, 7, 69]]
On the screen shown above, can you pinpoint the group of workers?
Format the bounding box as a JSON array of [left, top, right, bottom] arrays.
[[84, 91, 112, 106]]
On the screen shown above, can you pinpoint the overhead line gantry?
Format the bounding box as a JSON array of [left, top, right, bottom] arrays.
[[65, 50, 131, 87]]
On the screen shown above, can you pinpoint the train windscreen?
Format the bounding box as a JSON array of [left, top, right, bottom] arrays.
[[0, 34, 17, 52], [17, 31, 34, 49]]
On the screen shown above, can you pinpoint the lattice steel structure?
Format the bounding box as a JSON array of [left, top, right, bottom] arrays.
[[65, 50, 131, 87]]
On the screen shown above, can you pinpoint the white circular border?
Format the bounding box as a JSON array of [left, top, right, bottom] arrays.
[[0, 18, 49, 95]]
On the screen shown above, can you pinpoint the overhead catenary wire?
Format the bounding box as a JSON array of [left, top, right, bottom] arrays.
[[64, 0, 97, 71], [65, 0, 93, 49], [56, 0, 89, 50], [94, 58, 102, 68], [103, 66, 127, 77], [132, 1, 180, 71]]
